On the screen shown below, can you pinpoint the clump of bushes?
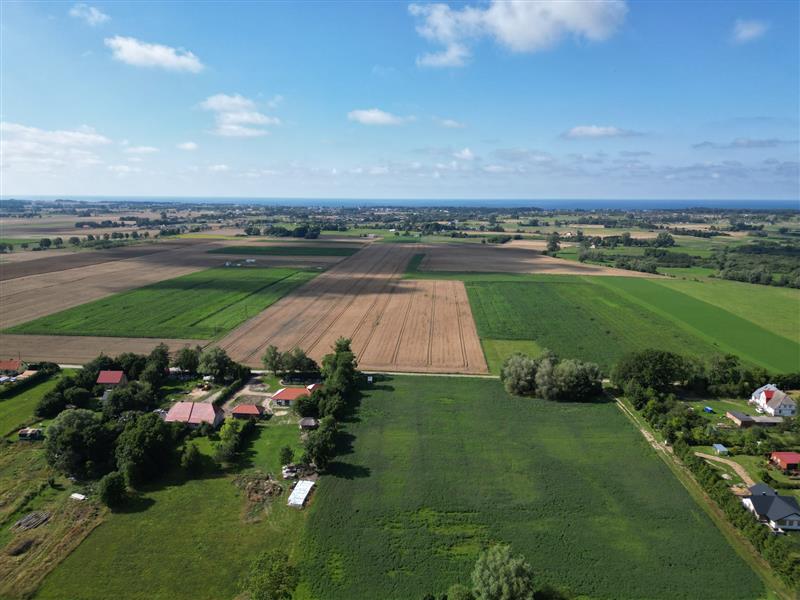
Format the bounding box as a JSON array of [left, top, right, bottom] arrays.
[[500, 350, 601, 402]]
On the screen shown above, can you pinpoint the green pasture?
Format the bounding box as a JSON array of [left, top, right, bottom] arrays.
[[481, 339, 543, 374], [0, 372, 74, 437], [36, 422, 306, 600], [7, 267, 318, 339], [297, 375, 765, 599], [209, 245, 360, 257]]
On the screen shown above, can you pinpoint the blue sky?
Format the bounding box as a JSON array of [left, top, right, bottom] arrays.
[[1, 1, 798, 200]]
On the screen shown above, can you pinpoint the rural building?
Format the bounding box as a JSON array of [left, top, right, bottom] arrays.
[[770, 452, 800, 472], [165, 402, 224, 428], [749, 384, 796, 417], [712, 443, 729, 456], [272, 387, 312, 407], [96, 370, 128, 387], [0, 359, 24, 375], [232, 404, 263, 419], [725, 411, 783, 428], [742, 483, 800, 532], [299, 417, 319, 430], [18, 427, 43, 441], [287, 479, 315, 508]]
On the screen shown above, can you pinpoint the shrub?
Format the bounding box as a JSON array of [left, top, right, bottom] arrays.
[[239, 550, 298, 600], [98, 471, 127, 507], [472, 545, 535, 600]]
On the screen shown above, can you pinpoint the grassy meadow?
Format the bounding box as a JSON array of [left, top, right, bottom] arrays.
[[0, 373, 68, 437], [35, 421, 306, 600], [296, 376, 765, 599], [7, 267, 318, 339], [209, 245, 361, 257]]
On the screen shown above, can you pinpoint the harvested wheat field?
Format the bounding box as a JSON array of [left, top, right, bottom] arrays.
[[0, 240, 342, 330], [417, 243, 658, 276], [219, 244, 487, 374], [0, 334, 203, 365]]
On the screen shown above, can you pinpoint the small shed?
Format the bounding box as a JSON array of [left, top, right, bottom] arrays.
[[299, 417, 319, 430], [703, 406, 715, 414], [287, 479, 315, 508], [18, 427, 43, 441], [232, 404, 263, 419], [712, 443, 728, 456]]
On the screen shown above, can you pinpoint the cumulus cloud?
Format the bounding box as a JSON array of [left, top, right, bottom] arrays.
[[177, 141, 198, 151], [104, 36, 204, 72], [409, 0, 627, 67], [69, 3, 109, 26], [562, 125, 642, 139], [437, 117, 465, 128], [454, 147, 475, 160], [347, 108, 412, 126], [124, 145, 159, 154], [1, 121, 110, 172], [692, 138, 797, 150], [200, 93, 280, 137], [732, 19, 768, 44]]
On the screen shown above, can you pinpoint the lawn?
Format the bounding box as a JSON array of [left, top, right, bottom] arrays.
[[35, 421, 306, 600], [209, 245, 361, 257], [7, 267, 318, 339], [480, 339, 543, 374], [297, 376, 765, 599], [0, 371, 74, 437]]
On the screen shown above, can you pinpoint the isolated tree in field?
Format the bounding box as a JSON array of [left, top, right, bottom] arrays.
[[471, 545, 534, 600], [653, 232, 675, 247], [261, 345, 284, 375], [53, 237, 64, 247], [611, 349, 689, 392], [38, 238, 51, 249], [68, 236, 81, 246], [173, 346, 201, 373], [546, 232, 560, 253], [98, 471, 127, 507], [279, 445, 294, 466], [500, 353, 538, 396], [239, 550, 298, 600], [198, 347, 234, 382]]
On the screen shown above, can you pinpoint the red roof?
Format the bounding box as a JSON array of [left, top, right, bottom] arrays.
[[165, 401, 222, 425], [96, 370, 125, 385], [0, 359, 22, 372], [771, 452, 800, 465], [272, 387, 310, 402], [764, 390, 776, 400], [232, 404, 262, 416]]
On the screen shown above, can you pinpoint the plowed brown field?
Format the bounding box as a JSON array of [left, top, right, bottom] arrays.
[[219, 244, 488, 374]]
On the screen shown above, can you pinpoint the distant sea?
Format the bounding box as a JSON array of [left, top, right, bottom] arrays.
[[3, 195, 799, 210]]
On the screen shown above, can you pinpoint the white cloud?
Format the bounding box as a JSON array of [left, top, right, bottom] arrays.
[[209, 164, 229, 172], [369, 166, 390, 175], [200, 94, 279, 137], [563, 125, 641, 139], [347, 108, 412, 125], [732, 19, 768, 44], [0, 122, 110, 172], [108, 164, 141, 175], [124, 145, 159, 154], [483, 164, 515, 173], [693, 138, 797, 150], [454, 147, 475, 160], [69, 3, 109, 26], [104, 36, 204, 72], [409, 0, 627, 67], [437, 118, 466, 129], [177, 141, 198, 151]]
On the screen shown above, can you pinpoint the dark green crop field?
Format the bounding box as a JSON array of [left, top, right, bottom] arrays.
[[462, 275, 797, 373], [7, 267, 317, 339], [209, 245, 361, 257], [298, 376, 764, 599]]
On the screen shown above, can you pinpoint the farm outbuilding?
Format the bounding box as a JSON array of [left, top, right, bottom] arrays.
[[299, 417, 319, 430], [0, 359, 24, 375], [232, 404, 263, 419], [712, 444, 728, 456], [272, 387, 311, 407], [96, 370, 127, 387], [165, 402, 224, 428], [287, 479, 315, 508], [770, 452, 800, 472]]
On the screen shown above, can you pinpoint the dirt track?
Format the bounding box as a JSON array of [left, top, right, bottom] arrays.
[[219, 244, 488, 374]]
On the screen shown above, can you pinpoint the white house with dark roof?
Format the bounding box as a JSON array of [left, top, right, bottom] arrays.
[[749, 384, 796, 417], [742, 483, 800, 531]]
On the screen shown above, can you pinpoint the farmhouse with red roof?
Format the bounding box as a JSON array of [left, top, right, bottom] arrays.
[[771, 452, 800, 472], [165, 402, 224, 428], [272, 384, 320, 407], [96, 370, 127, 387], [750, 384, 796, 417], [0, 359, 24, 374]]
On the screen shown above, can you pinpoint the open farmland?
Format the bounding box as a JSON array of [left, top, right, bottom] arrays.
[[219, 244, 487, 373], [297, 376, 765, 599], [7, 267, 318, 339], [209, 245, 362, 257]]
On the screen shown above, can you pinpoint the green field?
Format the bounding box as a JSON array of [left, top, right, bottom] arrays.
[[453, 274, 798, 373], [480, 339, 543, 374], [209, 245, 361, 257], [35, 422, 306, 600], [6, 267, 318, 339], [0, 373, 72, 437], [297, 376, 764, 599]]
